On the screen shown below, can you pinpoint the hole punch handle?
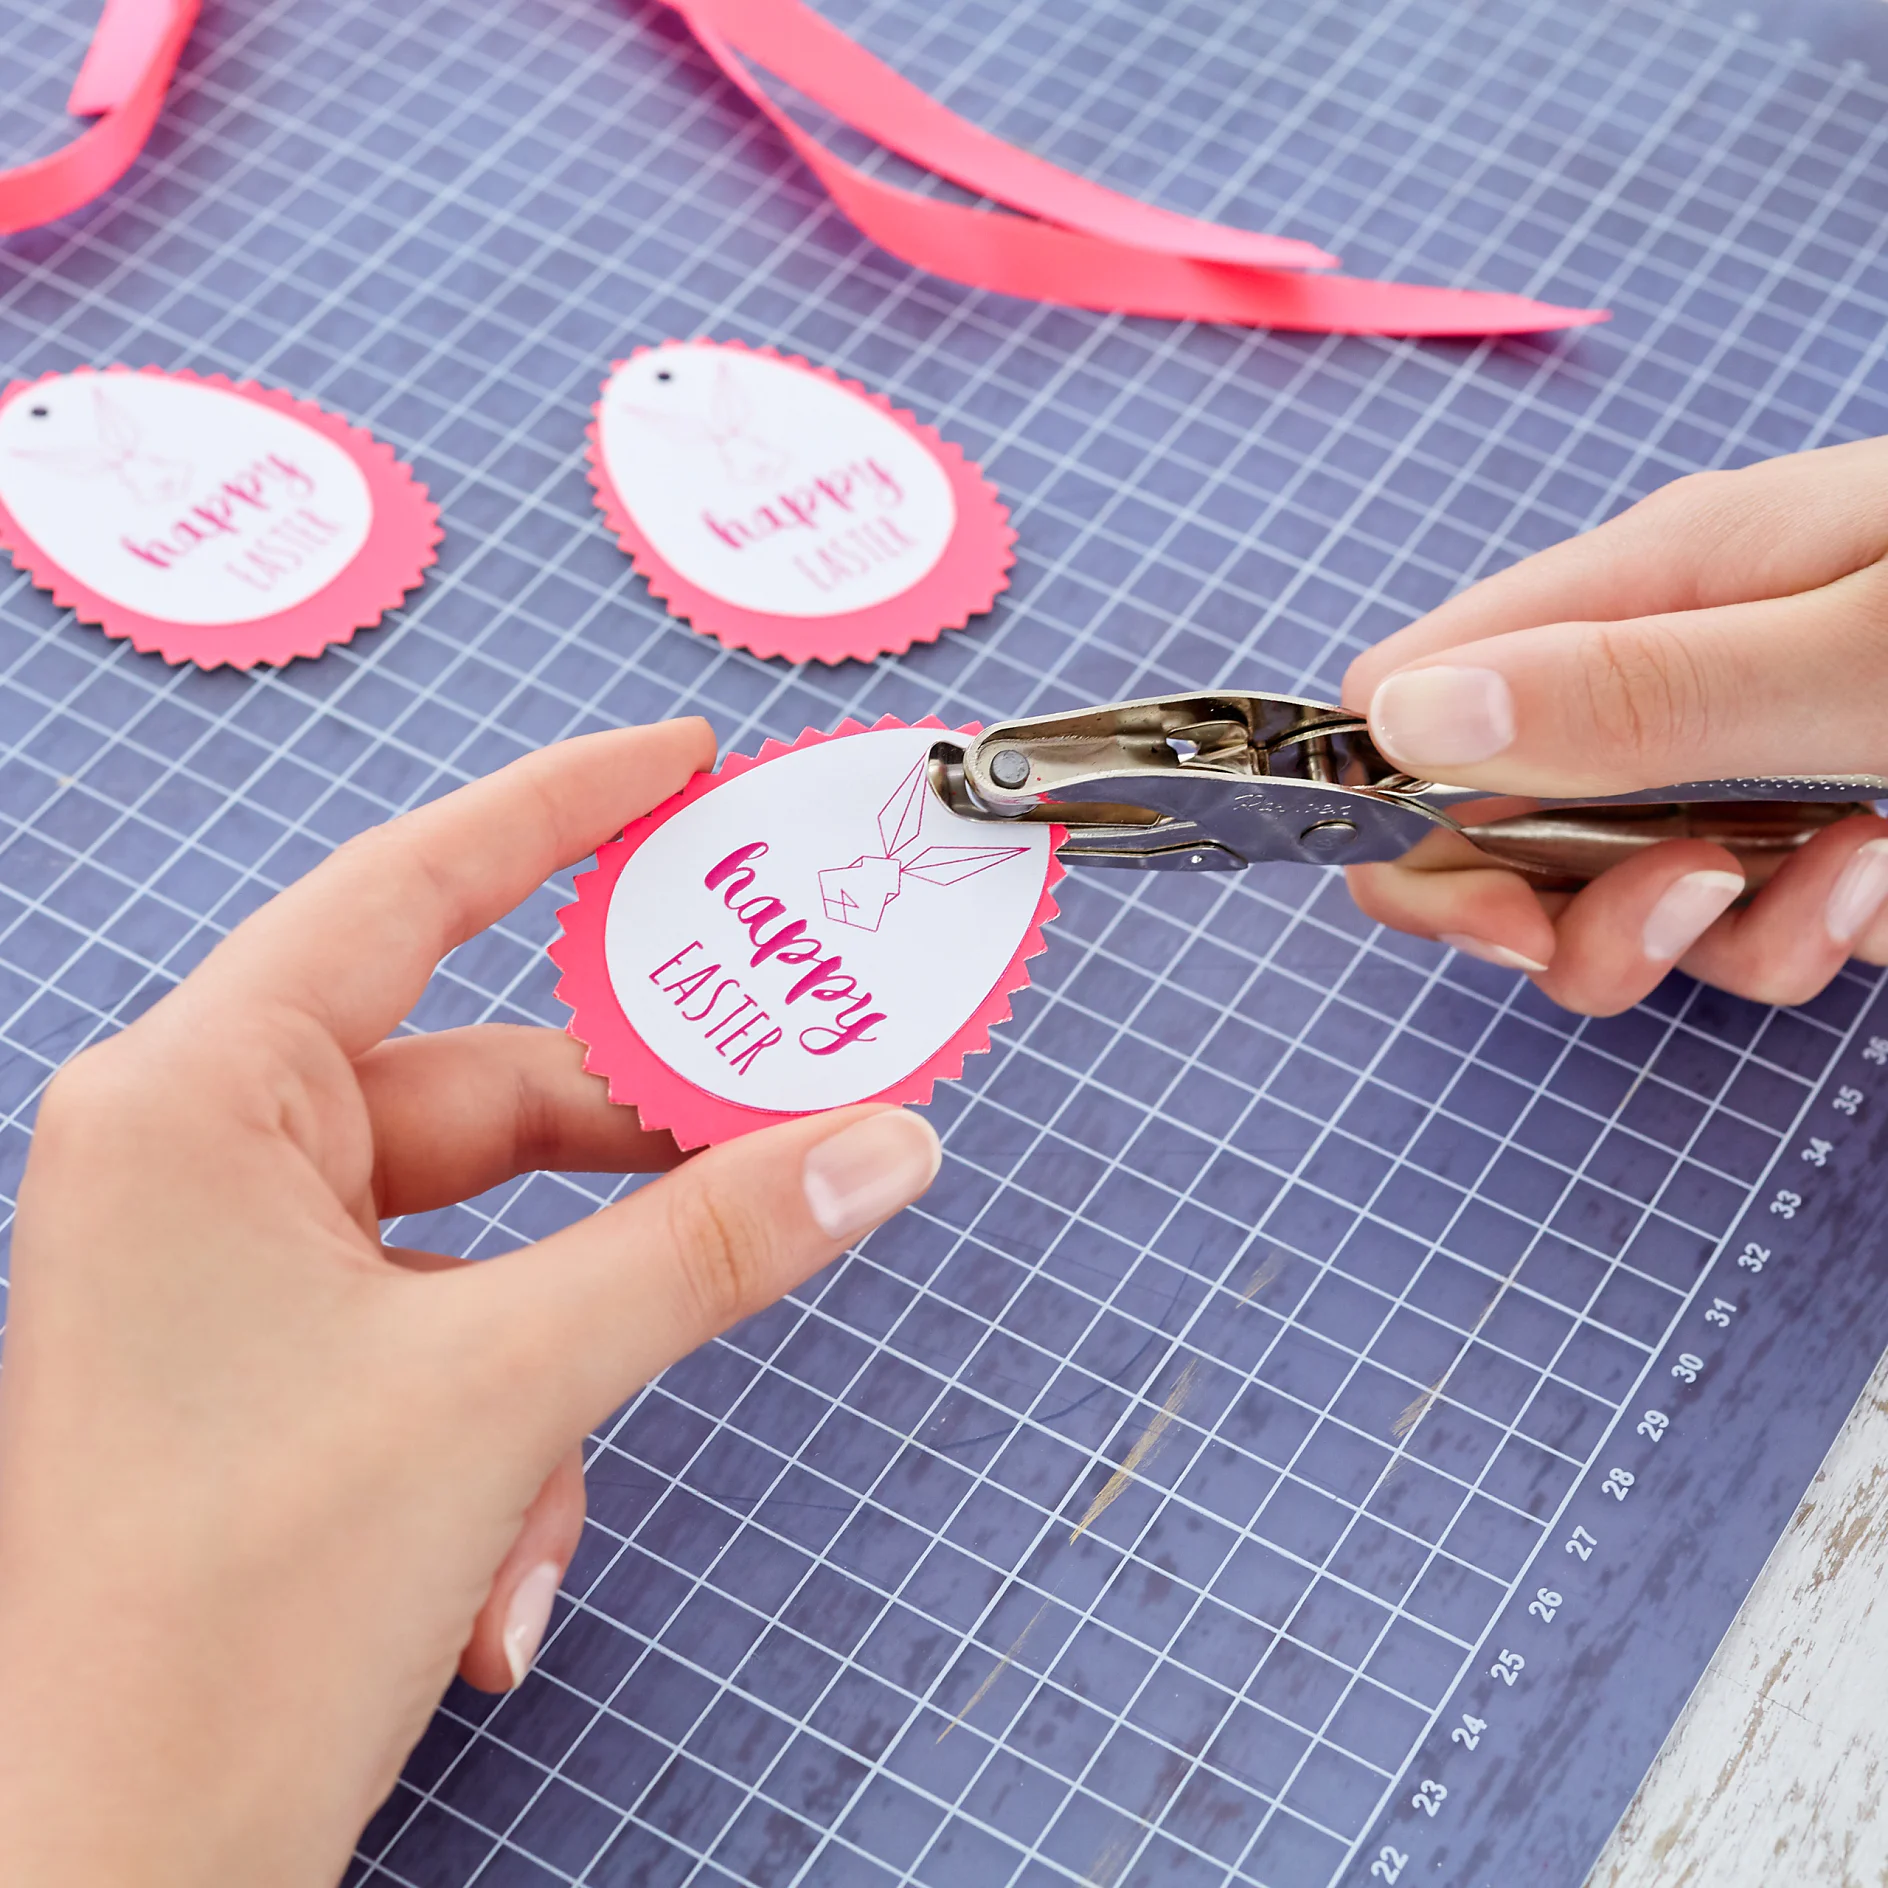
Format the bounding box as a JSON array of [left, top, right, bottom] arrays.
[[1463, 801, 1874, 891]]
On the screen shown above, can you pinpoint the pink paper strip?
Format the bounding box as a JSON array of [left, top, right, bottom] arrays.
[[0, 0, 197, 235], [678, 0, 1336, 271], [68, 0, 182, 115], [671, 0, 1608, 336]]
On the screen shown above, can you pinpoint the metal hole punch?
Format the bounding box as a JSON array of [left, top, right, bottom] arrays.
[[928, 690, 1888, 883]]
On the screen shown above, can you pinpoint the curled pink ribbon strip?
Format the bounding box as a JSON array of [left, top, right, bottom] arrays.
[[0, 0, 199, 235], [672, 0, 1607, 336], [2, 0, 1604, 336], [677, 0, 1337, 272]]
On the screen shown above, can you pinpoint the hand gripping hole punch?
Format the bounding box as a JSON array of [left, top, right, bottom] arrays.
[[925, 690, 1888, 886]]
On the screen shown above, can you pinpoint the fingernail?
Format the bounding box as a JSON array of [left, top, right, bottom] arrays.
[[1642, 869, 1744, 962], [1370, 667, 1515, 771], [1438, 933, 1549, 974], [502, 1561, 563, 1689], [1825, 839, 1888, 944], [803, 1110, 942, 1243]]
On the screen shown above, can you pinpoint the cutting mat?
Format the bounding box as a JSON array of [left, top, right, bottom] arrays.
[[7, 0, 1888, 1882]]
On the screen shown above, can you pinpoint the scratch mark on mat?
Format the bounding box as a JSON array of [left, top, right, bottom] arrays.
[[1386, 1275, 1509, 1452], [1069, 1361, 1198, 1543], [1238, 1252, 1284, 1303], [1393, 1373, 1448, 1440], [1085, 1831, 1135, 1886], [937, 1601, 1049, 1740]]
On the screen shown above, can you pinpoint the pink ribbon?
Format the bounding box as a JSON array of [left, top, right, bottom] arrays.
[[0, 0, 1605, 338], [672, 0, 1607, 336], [0, 0, 199, 236]]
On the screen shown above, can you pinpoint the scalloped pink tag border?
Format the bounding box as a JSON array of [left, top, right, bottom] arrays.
[[549, 716, 1063, 1148], [0, 366, 441, 669], [586, 339, 1015, 665]]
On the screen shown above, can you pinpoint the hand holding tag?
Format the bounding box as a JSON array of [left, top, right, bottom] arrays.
[[0, 720, 945, 1884]]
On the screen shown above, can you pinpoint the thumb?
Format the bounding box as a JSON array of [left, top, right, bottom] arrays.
[[458, 1447, 586, 1693], [1361, 563, 1888, 798], [460, 1104, 941, 1446]]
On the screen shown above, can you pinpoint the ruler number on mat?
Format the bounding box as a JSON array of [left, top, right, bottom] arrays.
[[1369, 1039, 1879, 1888], [1367, 1042, 1882, 1888]]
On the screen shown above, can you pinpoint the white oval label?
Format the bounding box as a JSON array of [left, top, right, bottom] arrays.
[[602, 727, 1053, 1112], [0, 372, 374, 626], [596, 345, 957, 618]]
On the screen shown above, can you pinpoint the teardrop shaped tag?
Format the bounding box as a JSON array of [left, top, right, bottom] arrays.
[[588, 340, 1013, 664], [551, 719, 1062, 1147], [0, 366, 440, 668]]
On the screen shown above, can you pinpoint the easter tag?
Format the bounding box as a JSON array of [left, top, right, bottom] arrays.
[[551, 719, 1061, 1146], [587, 340, 1013, 664], [0, 367, 440, 668]]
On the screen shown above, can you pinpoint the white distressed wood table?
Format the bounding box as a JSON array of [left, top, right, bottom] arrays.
[[1588, 1346, 1888, 1884]]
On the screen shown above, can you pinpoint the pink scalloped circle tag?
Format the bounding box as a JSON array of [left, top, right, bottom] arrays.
[[0, 367, 441, 668], [587, 340, 1014, 664], [551, 718, 1062, 1148]]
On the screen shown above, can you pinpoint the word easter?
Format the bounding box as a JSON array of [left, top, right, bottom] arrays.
[[645, 944, 782, 1075], [795, 517, 923, 593], [645, 840, 889, 1075], [222, 509, 349, 593]]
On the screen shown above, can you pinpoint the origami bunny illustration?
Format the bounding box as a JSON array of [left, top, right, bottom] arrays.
[[6, 381, 194, 506], [818, 756, 1027, 933], [620, 356, 792, 485]]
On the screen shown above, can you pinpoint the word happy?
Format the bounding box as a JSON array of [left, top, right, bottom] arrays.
[[646, 840, 889, 1077], [701, 458, 923, 596], [121, 454, 340, 591]]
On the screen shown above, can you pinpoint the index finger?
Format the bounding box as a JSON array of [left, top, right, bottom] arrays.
[[1342, 438, 1888, 708], [183, 718, 715, 1056]]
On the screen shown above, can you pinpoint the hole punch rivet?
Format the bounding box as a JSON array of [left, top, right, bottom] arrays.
[[989, 748, 1031, 789], [1298, 818, 1358, 858]]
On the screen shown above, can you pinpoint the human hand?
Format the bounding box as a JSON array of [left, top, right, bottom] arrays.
[[1341, 439, 1888, 1014], [0, 721, 941, 1888]]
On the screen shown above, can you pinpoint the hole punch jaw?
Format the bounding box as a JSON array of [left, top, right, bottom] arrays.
[[946, 694, 1452, 868]]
